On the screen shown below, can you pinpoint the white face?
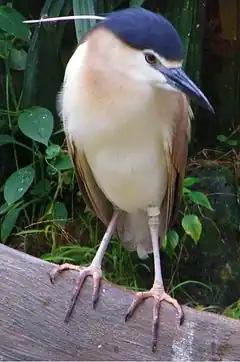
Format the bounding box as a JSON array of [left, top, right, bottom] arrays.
[[138, 49, 183, 91], [79, 29, 183, 93]]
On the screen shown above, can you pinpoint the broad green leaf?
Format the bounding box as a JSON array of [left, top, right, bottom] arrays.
[[217, 134, 227, 142], [0, 6, 29, 41], [167, 230, 179, 250], [188, 191, 214, 211], [183, 177, 200, 187], [4, 165, 35, 204], [163, 229, 179, 256], [226, 139, 238, 146], [18, 107, 54, 146], [0, 134, 15, 145], [45, 144, 61, 159], [183, 187, 192, 195], [73, 0, 96, 42], [217, 135, 238, 146], [9, 48, 27, 70], [1, 207, 21, 242], [53, 154, 73, 171], [181, 214, 202, 243], [52, 202, 68, 227]]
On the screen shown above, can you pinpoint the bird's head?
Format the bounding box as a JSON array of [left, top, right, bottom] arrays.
[[86, 8, 214, 113]]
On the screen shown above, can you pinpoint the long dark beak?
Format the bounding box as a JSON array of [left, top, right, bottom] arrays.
[[158, 66, 214, 113]]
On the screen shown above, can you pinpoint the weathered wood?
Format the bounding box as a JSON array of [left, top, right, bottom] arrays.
[[0, 243, 240, 361]]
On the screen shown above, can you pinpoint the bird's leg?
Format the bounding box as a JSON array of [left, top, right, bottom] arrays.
[[49, 210, 120, 322], [125, 206, 184, 352]]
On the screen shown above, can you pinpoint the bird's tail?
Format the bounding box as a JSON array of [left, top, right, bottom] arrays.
[[117, 211, 154, 259]]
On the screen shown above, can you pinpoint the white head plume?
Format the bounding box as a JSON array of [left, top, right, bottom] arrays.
[[23, 15, 106, 24]]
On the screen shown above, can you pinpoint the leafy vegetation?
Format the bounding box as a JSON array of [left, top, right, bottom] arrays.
[[0, 0, 239, 319], [223, 299, 240, 320]]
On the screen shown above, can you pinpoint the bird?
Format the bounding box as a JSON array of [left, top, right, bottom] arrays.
[[49, 7, 214, 351]]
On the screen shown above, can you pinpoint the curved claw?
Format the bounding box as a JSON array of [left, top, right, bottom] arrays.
[[48, 272, 55, 285], [48, 263, 81, 285], [125, 289, 184, 352], [92, 271, 101, 309], [49, 263, 102, 323]]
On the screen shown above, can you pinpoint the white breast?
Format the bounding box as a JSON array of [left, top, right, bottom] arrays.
[[59, 41, 177, 214], [85, 123, 168, 213]]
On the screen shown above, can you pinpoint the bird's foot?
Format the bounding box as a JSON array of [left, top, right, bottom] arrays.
[[49, 263, 102, 322], [125, 286, 184, 352]]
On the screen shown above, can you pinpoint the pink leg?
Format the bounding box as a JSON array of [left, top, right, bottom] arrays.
[[49, 210, 120, 322], [125, 207, 184, 352]]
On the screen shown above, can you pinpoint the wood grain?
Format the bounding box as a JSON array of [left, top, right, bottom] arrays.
[[0, 243, 240, 361]]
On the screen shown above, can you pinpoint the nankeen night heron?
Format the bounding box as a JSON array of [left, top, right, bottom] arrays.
[[49, 7, 214, 351]]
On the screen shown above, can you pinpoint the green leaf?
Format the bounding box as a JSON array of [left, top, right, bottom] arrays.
[[183, 177, 200, 188], [52, 153, 73, 171], [4, 165, 35, 204], [0, 134, 15, 145], [45, 144, 61, 159], [217, 134, 227, 143], [52, 202, 68, 227], [181, 214, 202, 243], [18, 107, 54, 146], [1, 207, 21, 242], [188, 191, 214, 211], [163, 229, 179, 256], [226, 139, 238, 146], [0, 6, 29, 41], [73, 0, 96, 42], [9, 48, 27, 70], [183, 187, 192, 195], [167, 230, 179, 249]]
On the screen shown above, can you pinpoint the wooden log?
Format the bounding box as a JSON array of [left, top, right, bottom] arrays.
[[0, 243, 240, 361]]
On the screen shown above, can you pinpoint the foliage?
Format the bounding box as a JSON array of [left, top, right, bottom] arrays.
[[162, 176, 214, 257], [41, 214, 146, 289], [0, 106, 74, 242], [223, 299, 240, 320], [217, 127, 240, 148]]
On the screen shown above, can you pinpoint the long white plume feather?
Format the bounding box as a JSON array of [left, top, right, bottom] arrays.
[[23, 15, 106, 24]]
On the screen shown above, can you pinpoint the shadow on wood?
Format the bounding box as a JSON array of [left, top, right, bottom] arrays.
[[0, 243, 240, 361]]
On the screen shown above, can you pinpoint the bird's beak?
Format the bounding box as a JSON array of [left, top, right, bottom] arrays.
[[157, 66, 214, 113]]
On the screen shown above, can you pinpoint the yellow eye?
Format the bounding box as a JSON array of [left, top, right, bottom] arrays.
[[145, 53, 157, 65]]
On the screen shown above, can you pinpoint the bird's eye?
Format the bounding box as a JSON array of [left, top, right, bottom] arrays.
[[145, 53, 157, 65]]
